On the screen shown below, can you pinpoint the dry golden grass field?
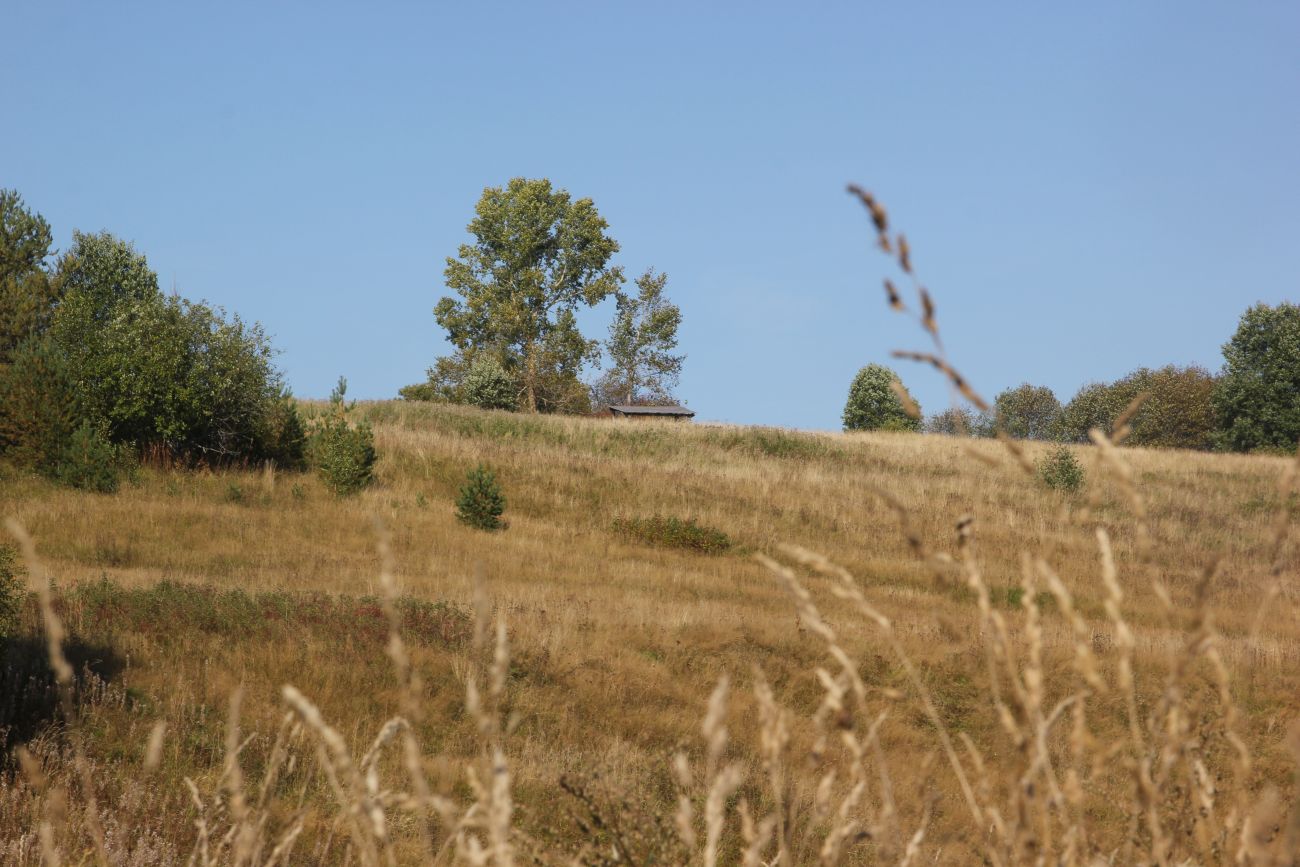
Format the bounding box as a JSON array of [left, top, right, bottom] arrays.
[[2, 400, 1299, 865]]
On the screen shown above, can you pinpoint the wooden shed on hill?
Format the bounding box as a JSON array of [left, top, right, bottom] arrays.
[[607, 404, 695, 421]]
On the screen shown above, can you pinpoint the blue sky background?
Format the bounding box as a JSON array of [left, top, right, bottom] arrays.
[[4, 2, 1298, 429]]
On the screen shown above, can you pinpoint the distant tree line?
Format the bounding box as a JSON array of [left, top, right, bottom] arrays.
[[844, 302, 1300, 454], [400, 178, 685, 414], [0, 189, 374, 494]]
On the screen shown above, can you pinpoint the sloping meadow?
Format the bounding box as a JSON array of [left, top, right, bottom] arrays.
[[1, 401, 1298, 863]]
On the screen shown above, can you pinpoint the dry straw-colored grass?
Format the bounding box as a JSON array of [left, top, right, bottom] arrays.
[[1, 190, 1298, 864]]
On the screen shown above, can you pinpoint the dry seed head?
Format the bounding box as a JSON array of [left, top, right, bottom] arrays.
[[703, 764, 744, 867], [889, 378, 921, 419], [890, 350, 990, 411], [143, 721, 167, 773], [884, 278, 905, 311], [1111, 391, 1150, 444], [846, 183, 891, 250], [897, 233, 912, 273], [919, 287, 937, 335]]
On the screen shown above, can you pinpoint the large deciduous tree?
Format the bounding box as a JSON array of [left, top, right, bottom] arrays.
[[842, 364, 921, 432], [1058, 365, 1217, 450], [993, 383, 1062, 440], [434, 178, 623, 413], [600, 268, 684, 405], [1214, 303, 1300, 452]]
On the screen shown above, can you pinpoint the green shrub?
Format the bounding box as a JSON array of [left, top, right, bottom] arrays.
[[0, 544, 24, 640], [397, 381, 442, 402], [461, 355, 517, 411], [612, 515, 732, 553], [1037, 446, 1084, 493], [50, 423, 119, 493], [455, 464, 506, 531], [224, 482, 245, 504], [308, 378, 377, 496]]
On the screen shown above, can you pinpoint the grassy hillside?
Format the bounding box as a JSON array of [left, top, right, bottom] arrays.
[[2, 401, 1298, 864]]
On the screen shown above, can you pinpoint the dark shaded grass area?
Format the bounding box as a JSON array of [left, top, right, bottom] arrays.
[[1, 579, 471, 760]]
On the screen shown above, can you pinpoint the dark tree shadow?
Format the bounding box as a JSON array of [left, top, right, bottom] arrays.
[[1, 632, 126, 762]]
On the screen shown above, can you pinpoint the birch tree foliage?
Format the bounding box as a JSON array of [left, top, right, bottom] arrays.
[[603, 268, 684, 405]]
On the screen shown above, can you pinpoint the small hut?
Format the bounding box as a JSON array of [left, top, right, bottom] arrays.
[[607, 404, 695, 421]]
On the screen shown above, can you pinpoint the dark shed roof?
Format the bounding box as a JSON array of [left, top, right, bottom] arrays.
[[608, 404, 695, 417]]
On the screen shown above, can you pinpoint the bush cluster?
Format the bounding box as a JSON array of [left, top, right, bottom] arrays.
[[0, 192, 309, 492], [916, 304, 1300, 454], [612, 515, 732, 553]]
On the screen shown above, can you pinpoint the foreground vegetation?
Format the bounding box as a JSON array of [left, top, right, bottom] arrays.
[[2, 399, 1298, 863]]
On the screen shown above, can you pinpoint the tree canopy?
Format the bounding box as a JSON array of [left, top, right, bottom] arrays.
[[843, 364, 920, 432], [0, 189, 58, 362], [434, 178, 624, 413], [993, 384, 1062, 441], [1057, 366, 1218, 450], [599, 268, 684, 406], [1214, 303, 1300, 452]]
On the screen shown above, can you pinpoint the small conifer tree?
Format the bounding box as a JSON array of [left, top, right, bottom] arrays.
[[308, 377, 377, 495], [455, 464, 506, 531]]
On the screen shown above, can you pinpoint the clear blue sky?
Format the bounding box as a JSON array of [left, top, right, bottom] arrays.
[[4, 2, 1298, 429]]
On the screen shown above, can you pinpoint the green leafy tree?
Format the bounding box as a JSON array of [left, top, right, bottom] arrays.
[[0, 189, 58, 362], [455, 464, 506, 531], [1058, 380, 1132, 444], [52, 230, 159, 332], [434, 178, 623, 413], [842, 364, 921, 432], [1132, 365, 1217, 450], [1214, 303, 1300, 452], [993, 383, 1062, 441], [601, 269, 684, 405], [47, 232, 289, 463], [1060, 366, 1217, 450]]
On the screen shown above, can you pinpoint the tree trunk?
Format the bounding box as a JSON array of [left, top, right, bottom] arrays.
[[524, 344, 538, 413]]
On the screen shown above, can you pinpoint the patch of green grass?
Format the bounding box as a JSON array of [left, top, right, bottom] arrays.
[[990, 586, 1058, 612], [54, 578, 472, 648], [612, 515, 732, 554], [702, 426, 837, 460]]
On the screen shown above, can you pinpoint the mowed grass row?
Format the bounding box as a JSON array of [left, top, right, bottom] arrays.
[[1, 400, 1298, 861]]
